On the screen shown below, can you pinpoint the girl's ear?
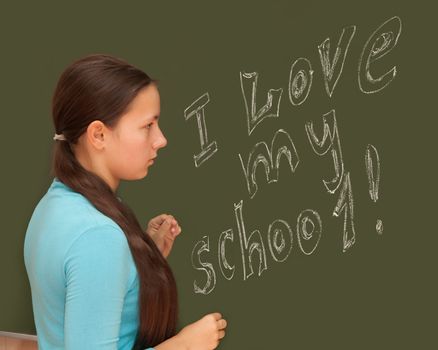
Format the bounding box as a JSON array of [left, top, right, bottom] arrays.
[[86, 120, 107, 150]]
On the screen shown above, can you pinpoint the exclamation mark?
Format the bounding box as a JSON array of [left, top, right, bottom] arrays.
[[365, 144, 383, 234]]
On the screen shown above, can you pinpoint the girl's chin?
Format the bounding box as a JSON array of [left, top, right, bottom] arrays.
[[128, 168, 149, 180]]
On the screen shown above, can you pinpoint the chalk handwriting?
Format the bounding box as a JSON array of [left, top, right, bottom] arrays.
[[191, 201, 323, 293], [238, 129, 300, 199], [365, 144, 380, 202], [192, 235, 217, 295], [267, 219, 294, 263], [358, 16, 402, 94], [318, 25, 356, 97], [288, 57, 314, 106], [234, 200, 268, 280], [296, 209, 323, 255], [333, 172, 356, 252], [240, 72, 283, 135], [218, 229, 235, 280], [187, 15, 400, 294], [305, 110, 345, 194], [184, 92, 218, 167]]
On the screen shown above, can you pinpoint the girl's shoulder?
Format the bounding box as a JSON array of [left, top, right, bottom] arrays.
[[48, 177, 121, 229], [25, 178, 124, 251]]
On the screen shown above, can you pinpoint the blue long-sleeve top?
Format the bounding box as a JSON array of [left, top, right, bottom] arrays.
[[24, 177, 154, 350]]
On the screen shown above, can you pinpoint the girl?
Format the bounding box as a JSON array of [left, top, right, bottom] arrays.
[[24, 54, 227, 350]]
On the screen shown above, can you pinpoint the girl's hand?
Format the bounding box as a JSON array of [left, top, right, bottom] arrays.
[[177, 313, 227, 350], [145, 214, 181, 258]]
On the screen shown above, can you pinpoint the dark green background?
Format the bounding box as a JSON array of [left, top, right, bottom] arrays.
[[1, 1, 436, 348]]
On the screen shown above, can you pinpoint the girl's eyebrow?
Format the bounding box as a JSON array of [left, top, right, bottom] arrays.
[[143, 115, 159, 123]]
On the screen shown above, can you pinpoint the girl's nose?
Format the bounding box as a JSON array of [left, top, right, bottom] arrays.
[[153, 127, 167, 149]]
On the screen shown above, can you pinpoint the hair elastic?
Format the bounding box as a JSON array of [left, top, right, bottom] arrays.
[[53, 133, 67, 141]]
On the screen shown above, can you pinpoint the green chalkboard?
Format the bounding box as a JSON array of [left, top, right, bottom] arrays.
[[1, 1, 436, 348]]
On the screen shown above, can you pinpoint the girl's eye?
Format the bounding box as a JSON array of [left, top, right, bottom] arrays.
[[146, 123, 153, 129]]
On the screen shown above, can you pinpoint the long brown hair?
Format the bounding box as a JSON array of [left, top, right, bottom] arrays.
[[51, 54, 178, 349]]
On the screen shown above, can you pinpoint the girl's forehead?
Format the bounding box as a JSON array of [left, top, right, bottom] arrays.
[[121, 87, 160, 124]]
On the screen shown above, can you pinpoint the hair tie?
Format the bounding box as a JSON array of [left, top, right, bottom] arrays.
[[53, 133, 67, 141]]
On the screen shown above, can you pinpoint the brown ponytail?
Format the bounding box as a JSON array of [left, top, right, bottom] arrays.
[[51, 54, 178, 349]]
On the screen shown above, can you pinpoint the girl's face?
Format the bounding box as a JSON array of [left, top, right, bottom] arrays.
[[105, 83, 167, 186]]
